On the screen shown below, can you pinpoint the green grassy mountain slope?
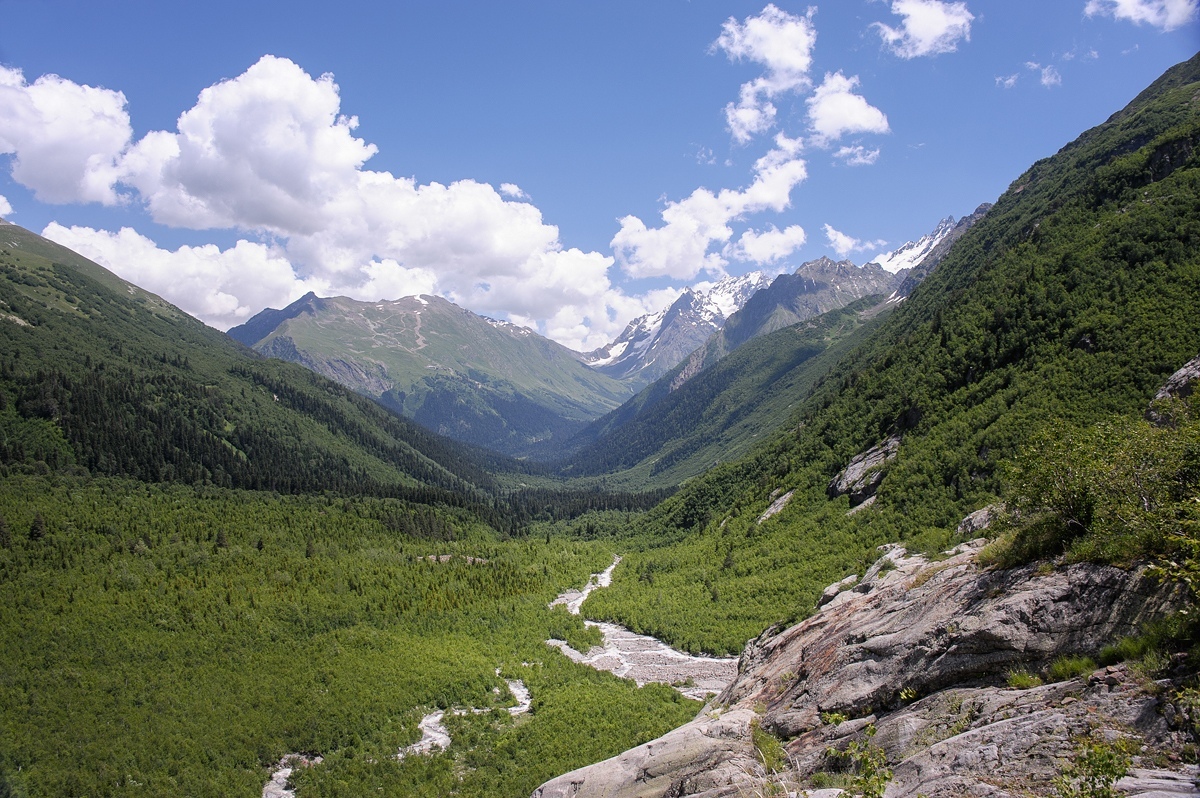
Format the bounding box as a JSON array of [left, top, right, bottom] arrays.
[[583, 52, 1200, 655], [229, 293, 633, 458], [557, 296, 891, 489], [0, 222, 515, 502]]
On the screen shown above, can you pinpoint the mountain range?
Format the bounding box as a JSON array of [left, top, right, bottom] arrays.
[[229, 291, 633, 457], [228, 219, 962, 458]]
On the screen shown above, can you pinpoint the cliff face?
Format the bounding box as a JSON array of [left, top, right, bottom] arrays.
[[532, 539, 1194, 798]]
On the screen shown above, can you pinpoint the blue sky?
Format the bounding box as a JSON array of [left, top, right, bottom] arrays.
[[0, 0, 1196, 350]]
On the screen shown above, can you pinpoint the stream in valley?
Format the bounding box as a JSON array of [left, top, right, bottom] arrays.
[[263, 555, 735, 795], [546, 555, 738, 702]]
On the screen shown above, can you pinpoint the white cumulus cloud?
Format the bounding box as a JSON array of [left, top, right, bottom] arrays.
[[611, 134, 807, 279], [823, 224, 886, 259], [0, 194, 12, 218], [806, 73, 890, 147], [119, 55, 377, 234], [499, 183, 528, 199], [43, 223, 326, 330], [996, 73, 1020, 89], [714, 4, 817, 143], [0, 65, 132, 205], [0, 56, 650, 350], [727, 224, 807, 264], [874, 0, 974, 58], [1084, 0, 1198, 30]]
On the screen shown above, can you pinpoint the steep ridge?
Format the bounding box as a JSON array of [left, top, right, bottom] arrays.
[[230, 293, 632, 457], [891, 204, 991, 297], [677, 257, 904, 379], [558, 297, 889, 487], [867, 215, 958, 274], [552, 215, 982, 486]]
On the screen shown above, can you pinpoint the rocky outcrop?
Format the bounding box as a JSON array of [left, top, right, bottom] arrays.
[[531, 708, 762, 798], [827, 435, 901, 506], [531, 536, 1192, 798], [758, 489, 796, 524], [1148, 354, 1200, 425]]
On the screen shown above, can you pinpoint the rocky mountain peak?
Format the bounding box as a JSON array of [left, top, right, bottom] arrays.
[[581, 271, 772, 386], [868, 216, 958, 274]]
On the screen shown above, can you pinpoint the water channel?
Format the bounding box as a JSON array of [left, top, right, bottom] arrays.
[[546, 555, 738, 702], [263, 555, 737, 794]]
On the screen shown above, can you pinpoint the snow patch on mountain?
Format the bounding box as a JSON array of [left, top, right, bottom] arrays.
[[868, 216, 956, 273], [582, 272, 772, 383]]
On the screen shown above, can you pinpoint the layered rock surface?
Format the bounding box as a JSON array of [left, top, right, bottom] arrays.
[[531, 539, 1194, 798]]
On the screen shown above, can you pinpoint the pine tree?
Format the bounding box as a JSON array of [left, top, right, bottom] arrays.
[[29, 512, 46, 542]]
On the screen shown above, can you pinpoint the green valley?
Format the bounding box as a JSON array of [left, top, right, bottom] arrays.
[[0, 49, 1198, 798]]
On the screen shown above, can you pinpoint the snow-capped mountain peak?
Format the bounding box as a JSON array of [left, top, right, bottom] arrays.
[[582, 271, 773, 385], [702, 271, 774, 317], [868, 216, 957, 274]]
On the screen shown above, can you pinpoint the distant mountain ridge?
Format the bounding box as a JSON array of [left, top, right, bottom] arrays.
[[225, 214, 978, 459], [671, 256, 905, 386], [890, 204, 991, 297], [228, 292, 633, 457], [581, 272, 773, 387], [868, 216, 957, 273], [558, 296, 890, 487], [551, 214, 989, 484]]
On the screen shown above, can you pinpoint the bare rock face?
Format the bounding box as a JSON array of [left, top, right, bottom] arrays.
[[827, 435, 901, 506], [1148, 353, 1200, 425], [529, 707, 762, 798], [530, 533, 1191, 798], [738, 542, 1181, 740]]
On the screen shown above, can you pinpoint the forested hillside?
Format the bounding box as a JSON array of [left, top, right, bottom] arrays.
[[585, 52, 1200, 654], [0, 222, 512, 498]]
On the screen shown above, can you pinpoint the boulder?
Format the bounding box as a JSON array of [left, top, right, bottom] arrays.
[[529, 707, 761, 798]]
